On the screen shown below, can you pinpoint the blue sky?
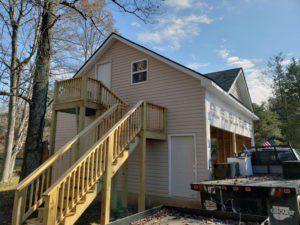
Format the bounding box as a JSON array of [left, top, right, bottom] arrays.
[[109, 0, 300, 104]]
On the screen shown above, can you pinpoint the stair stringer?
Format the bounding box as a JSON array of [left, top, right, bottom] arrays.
[[62, 136, 140, 225]]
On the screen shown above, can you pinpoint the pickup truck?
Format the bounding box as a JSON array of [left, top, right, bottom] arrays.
[[239, 145, 300, 174]]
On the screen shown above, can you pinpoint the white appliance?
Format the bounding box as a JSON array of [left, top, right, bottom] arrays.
[[227, 156, 253, 177]]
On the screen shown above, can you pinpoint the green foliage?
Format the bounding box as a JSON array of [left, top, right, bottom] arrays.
[[253, 103, 282, 145], [266, 54, 300, 148]]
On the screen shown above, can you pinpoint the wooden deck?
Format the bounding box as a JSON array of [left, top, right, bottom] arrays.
[[12, 77, 167, 225], [53, 77, 127, 113]]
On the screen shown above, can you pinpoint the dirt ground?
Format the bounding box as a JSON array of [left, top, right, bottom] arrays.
[[131, 209, 260, 225]]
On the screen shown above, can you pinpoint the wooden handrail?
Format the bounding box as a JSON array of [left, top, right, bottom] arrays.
[[12, 104, 124, 225], [87, 77, 127, 106], [42, 101, 145, 225], [54, 76, 128, 108]]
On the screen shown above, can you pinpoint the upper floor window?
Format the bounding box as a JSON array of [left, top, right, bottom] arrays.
[[131, 59, 147, 84]]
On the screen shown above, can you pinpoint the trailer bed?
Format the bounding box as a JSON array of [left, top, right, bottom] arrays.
[[191, 176, 300, 225], [193, 176, 300, 189]]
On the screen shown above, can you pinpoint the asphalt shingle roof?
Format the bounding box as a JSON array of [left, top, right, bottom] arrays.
[[204, 68, 241, 92]]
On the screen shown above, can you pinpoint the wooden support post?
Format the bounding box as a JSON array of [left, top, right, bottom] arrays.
[[49, 110, 58, 156], [100, 134, 114, 225], [138, 134, 146, 212], [43, 190, 59, 225], [76, 106, 85, 160], [11, 189, 26, 225], [138, 102, 147, 212], [111, 173, 118, 211], [121, 162, 128, 208], [76, 107, 79, 133], [78, 106, 85, 132], [232, 133, 237, 154]]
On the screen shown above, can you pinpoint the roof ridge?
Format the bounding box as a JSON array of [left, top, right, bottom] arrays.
[[205, 67, 242, 75]]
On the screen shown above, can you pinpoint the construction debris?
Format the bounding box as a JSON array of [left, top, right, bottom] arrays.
[[130, 208, 259, 225]]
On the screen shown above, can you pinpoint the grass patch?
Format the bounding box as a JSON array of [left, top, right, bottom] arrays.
[[0, 176, 19, 191]]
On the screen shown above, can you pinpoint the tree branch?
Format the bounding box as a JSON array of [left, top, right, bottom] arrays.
[[0, 90, 32, 104], [59, 0, 87, 20], [111, 0, 145, 22]]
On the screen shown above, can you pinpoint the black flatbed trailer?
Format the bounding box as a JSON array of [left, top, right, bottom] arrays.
[[191, 176, 300, 225]]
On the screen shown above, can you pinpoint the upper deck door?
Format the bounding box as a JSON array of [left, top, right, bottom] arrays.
[[96, 63, 111, 88], [170, 135, 196, 199]]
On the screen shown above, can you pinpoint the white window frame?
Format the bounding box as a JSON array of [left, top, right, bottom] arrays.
[[131, 58, 148, 84]]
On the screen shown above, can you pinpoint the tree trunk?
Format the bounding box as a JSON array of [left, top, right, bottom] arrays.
[[9, 152, 17, 178], [21, 0, 56, 180], [1, 91, 17, 182], [0, 22, 19, 183]]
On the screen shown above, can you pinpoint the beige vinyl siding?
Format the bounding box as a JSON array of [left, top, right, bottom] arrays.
[[230, 84, 240, 100], [85, 41, 208, 197], [53, 112, 95, 181], [55, 113, 94, 152], [230, 76, 252, 110], [55, 112, 77, 150]]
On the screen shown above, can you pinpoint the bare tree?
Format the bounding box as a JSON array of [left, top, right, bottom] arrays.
[[21, 0, 162, 179], [50, 0, 115, 77], [0, 0, 40, 183]]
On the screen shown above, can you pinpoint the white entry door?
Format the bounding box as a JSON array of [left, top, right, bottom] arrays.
[[170, 135, 196, 199], [96, 63, 111, 88]]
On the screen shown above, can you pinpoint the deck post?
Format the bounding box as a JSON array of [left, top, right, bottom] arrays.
[[11, 189, 26, 225], [111, 173, 118, 211], [138, 102, 147, 212], [49, 109, 58, 156], [76, 106, 85, 160], [43, 190, 59, 225], [232, 133, 237, 154], [100, 133, 114, 225], [121, 162, 128, 208]]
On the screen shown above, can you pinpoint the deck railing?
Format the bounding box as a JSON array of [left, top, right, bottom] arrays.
[[11, 104, 125, 225], [54, 77, 127, 108], [145, 102, 166, 133]]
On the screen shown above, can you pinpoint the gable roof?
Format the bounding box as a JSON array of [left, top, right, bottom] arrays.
[[204, 68, 254, 112], [74, 32, 258, 120], [204, 68, 242, 92]]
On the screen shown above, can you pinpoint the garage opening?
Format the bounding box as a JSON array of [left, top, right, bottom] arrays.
[[210, 126, 251, 163]]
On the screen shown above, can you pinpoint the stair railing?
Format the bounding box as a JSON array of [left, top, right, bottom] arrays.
[[42, 101, 145, 225], [12, 103, 125, 225]]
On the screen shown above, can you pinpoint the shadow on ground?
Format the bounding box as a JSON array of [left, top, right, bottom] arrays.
[[75, 197, 136, 225], [0, 171, 133, 225], [0, 178, 18, 225]]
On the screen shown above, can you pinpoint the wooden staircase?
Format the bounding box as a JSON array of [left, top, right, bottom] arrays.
[[12, 77, 167, 225]]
